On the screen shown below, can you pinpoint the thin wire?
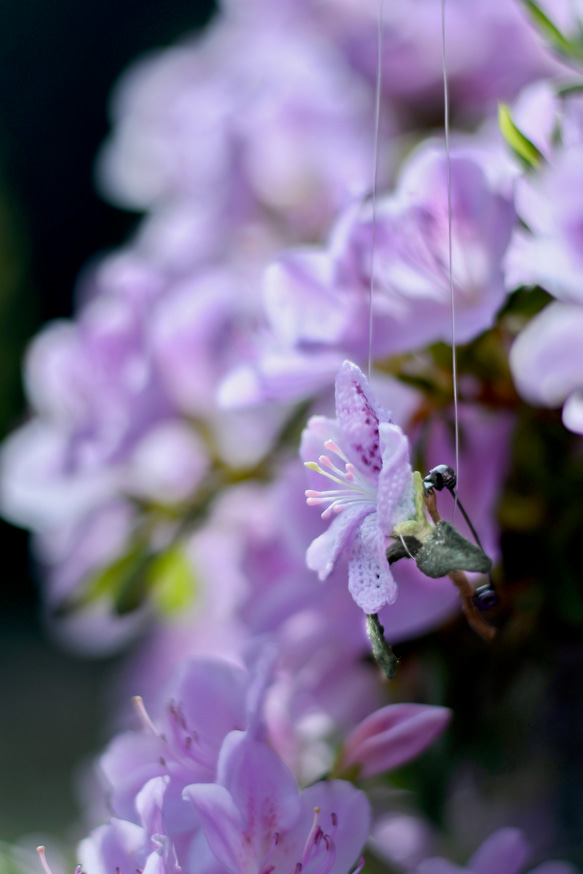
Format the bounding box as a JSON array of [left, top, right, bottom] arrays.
[[368, 0, 384, 381], [441, 0, 459, 518]]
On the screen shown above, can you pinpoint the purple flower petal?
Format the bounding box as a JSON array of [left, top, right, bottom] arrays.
[[168, 658, 248, 759], [562, 389, 583, 434], [100, 732, 170, 822], [510, 302, 583, 408], [378, 559, 460, 643], [79, 819, 147, 874], [185, 730, 302, 874], [182, 783, 246, 874], [136, 776, 168, 838], [264, 252, 355, 346], [376, 423, 414, 532], [217, 730, 301, 837]]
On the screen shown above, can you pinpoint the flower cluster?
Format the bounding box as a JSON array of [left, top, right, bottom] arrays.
[[2, 0, 583, 870]]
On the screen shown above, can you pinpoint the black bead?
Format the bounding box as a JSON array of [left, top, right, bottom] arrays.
[[472, 584, 499, 612]]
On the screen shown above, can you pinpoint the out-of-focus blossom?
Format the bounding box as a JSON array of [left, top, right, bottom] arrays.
[[97, 8, 383, 239], [349, 145, 516, 354], [222, 144, 515, 410], [0, 231, 289, 644], [296, 0, 561, 113], [500, 82, 583, 434], [504, 82, 583, 303], [369, 812, 435, 871], [122, 422, 209, 505], [0, 255, 173, 535], [301, 361, 428, 614], [415, 827, 578, 874], [505, 145, 583, 302], [510, 302, 583, 434]]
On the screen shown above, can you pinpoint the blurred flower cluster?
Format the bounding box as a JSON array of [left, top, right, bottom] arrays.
[[3, 0, 583, 871]]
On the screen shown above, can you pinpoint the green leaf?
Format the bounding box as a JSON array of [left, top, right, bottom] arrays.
[[518, 0, 576, 57], [83, 543, 153, 615], [498, 104, 544, 169], [148, 545, 197, 614], [77, 541, 197, 617]]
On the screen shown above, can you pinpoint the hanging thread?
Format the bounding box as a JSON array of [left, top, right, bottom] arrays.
[[441, 0, 460, 515], [367, 0, 384, 381]]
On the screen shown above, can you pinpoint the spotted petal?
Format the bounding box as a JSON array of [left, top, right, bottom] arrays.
[[348, 513, 397, 613], [335, 361, 391, 484]]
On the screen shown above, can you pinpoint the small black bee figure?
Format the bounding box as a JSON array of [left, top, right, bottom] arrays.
[[366, 464, 498, 681], [422, 465, 499, 613]]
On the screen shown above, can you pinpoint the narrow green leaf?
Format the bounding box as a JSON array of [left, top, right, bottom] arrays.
[[498, 104, 544, 169], [518, 0, 574, 56]]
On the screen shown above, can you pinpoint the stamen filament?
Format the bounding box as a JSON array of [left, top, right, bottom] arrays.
[[37, 847, 53, 874], [133, 696, 160, 736], [312, 835, 336, 874], [299, 808, 322, 869], [259, 833, 280, 874]]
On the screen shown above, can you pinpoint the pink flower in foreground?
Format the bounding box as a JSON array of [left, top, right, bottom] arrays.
[[301, 361, 429, 614]]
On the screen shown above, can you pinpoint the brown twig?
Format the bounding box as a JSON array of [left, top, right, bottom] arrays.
[[424, 488, 441, 524], [423, 489, 496, 642], [448, 570, 497, 642]]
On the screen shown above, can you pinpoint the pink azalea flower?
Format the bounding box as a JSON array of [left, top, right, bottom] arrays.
[[301, 361, 425, 614]]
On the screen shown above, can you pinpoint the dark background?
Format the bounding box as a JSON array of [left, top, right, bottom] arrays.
[[0, 0, 214, 843]]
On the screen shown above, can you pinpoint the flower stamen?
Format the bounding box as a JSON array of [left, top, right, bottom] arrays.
[[305, 448, 377, 519]]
